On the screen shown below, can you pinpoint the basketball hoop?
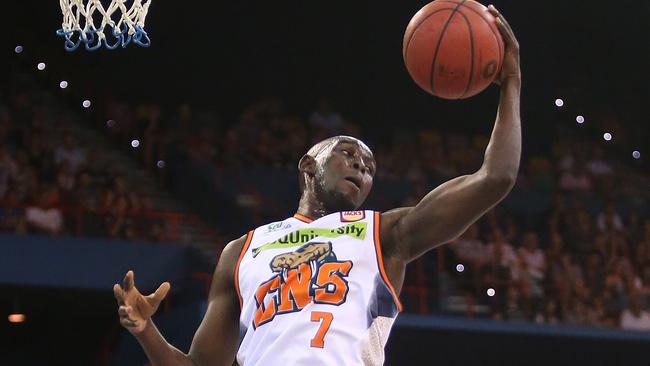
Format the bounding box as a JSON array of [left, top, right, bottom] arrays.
[[57, 0, 153, 51]]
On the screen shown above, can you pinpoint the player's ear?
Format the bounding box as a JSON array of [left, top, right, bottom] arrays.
[[298, 154, 317, 177]]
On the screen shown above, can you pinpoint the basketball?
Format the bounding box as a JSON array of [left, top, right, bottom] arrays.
[[403, 0, 504, 99]]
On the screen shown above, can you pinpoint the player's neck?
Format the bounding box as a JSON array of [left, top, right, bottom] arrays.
[[296, 192, 329, 220]]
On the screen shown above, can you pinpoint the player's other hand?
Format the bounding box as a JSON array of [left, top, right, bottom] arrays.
[[113, 270, 170, 335], [488, 5, 520, 85]]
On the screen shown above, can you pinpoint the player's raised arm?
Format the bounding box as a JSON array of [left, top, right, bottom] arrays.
[[381, 5, 521, 262], [113, 235, 246, 366]]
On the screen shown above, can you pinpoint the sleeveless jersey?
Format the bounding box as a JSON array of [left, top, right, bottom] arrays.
[[235, 210, 402, 366]]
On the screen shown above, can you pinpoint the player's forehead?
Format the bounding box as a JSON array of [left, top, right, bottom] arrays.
[[333, 138, 375, 161]]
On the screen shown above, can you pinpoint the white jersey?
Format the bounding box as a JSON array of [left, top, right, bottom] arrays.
[[235, 210, 402, 366]]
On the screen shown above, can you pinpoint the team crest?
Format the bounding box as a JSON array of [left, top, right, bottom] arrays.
[[340, 210, 365, 222], [252, 241, 353, 328]]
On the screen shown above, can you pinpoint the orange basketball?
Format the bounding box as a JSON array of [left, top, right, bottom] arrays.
[[403, 0, 504, 99]]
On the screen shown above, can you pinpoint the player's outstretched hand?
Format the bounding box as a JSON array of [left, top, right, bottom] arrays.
[[113, 270, 171, 335], [488, 4, 520, 84]]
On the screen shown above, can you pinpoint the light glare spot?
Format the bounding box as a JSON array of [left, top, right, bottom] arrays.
[[59, 81, 68, 89], [131, 139, 140, 148], [82, 100, 91, 108], [156, 160, 166, 168], [487, 288, 495, 297], [106, 120, 115, 128], [37, 62, 46, 71], [456, 264, 465, 273], [633, 151, 641, 159], [576, 115, 584, 124], [15, 45, 23, 54], [555, 98, 564, 107], [603, 133, 612, 141], [8, 313, 26, 323]]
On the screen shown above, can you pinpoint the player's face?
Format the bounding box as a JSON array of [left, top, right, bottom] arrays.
[[317, 140, 375, 210]]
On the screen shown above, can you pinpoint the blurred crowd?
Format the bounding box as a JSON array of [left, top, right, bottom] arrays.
[[101, 93, 650, 331], [0, 78, 168, 241], [3, 71, 650, 331]]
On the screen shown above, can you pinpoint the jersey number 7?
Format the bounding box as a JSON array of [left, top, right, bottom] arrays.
[[310, 311, 333, 348]]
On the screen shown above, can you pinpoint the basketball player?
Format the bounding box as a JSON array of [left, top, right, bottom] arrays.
[[113, 5, 520, 365]]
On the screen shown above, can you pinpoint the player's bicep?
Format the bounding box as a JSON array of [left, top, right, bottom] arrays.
[[188, 238, 245, 366], [392, 171, 511, 260]]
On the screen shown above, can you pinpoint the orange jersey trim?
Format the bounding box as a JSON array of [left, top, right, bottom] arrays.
[[373, 211, 404, 312], [235, 230, 255, 309], [293, 213, 314, 223]]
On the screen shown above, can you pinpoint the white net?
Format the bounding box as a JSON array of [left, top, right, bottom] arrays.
[[57, 0, 153, 51]]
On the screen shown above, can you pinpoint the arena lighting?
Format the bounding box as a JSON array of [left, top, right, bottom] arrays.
[[576, 115, 584, 124], [456, 264, 465, 273], [156, 160, 166, 168], [14, 45, 23, 53], [8, 313, 26, 323], [603, 133, 612, 141], [554, 98, 564, 107], [82, 100, 91, 108], [633, 151, 641, 159], [59, 80, 68, 89], [131, 139, 140, 148], [106, 120, 116, 128], [487, 288, 495, 297], [37, 62, 46, 70]]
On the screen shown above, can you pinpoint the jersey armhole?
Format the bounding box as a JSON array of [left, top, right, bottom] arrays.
[[234, 230, 255, 309], [372, 211, 404, 312]]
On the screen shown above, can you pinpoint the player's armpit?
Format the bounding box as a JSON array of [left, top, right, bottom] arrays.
[[187, 234, 247, 366], [381, 170, 514, 263]]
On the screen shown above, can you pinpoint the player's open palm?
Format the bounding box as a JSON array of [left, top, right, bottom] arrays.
[[113, 270, 170, 335]]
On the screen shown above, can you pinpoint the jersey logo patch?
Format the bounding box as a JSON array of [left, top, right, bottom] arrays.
[[251, 222, 367, 257], [340, 210, 365, 222], [252, 241, 353, 329]]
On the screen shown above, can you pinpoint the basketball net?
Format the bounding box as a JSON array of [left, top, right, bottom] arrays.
[[57, 0, 152, 51]]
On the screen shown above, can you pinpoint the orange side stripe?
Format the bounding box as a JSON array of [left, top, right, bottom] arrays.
[[293, 213, 314, 223], [373, 211, 404, 312], [234, 230, 255, 309]]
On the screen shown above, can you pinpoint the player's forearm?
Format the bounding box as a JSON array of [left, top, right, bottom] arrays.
[[480, 77, 521, 186], [135, 320, 197, 366]]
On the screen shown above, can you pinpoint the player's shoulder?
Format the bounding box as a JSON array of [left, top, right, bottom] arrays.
[[219, 233, 250, 265]]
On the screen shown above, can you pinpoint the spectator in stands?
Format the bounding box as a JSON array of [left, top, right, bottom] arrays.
[[54, 131, 86, 174], [565, 203, 595, 255], [0, 144, 17, 198], [558, 164, 592, 192], [483, 229, 516, 320], [485, 228, 518, 271], [535, 299, 560, 324], [587, 147, 614, 177], [620, 291, 650, 331], [634, 220, 650, 268], [25, 185, 63, 235], [453, 224, 487, 268], [518, 231, 545, 317], [451, 224, 487, 298], [308, 97, 345, 132], [102, 175, 130, 238], [597, 202, 624, 233], [56, 160, 75, 203]]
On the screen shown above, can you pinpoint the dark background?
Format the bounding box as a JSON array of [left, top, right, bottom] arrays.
[[3, 0, 649, 138]]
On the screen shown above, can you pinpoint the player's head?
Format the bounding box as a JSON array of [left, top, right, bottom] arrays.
[[298, 136, 376, 211]]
